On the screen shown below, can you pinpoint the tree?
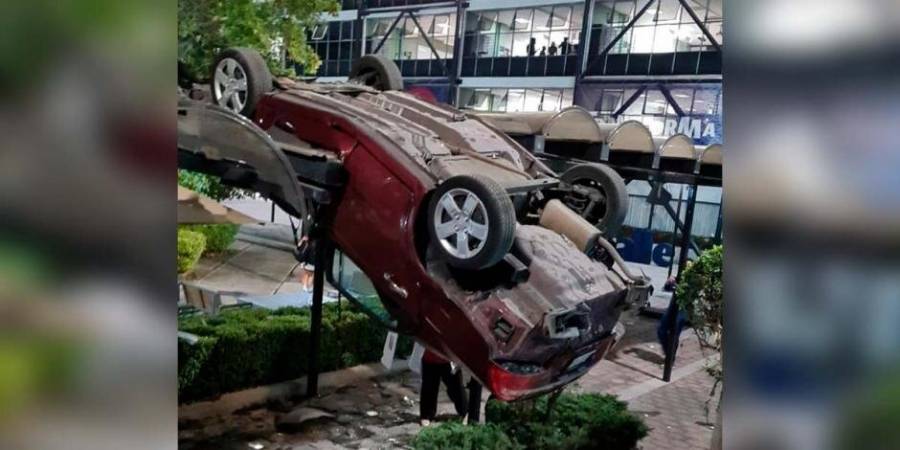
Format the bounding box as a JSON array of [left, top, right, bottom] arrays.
[[675, 245, 723, 449], [178, 0, 340, 78]]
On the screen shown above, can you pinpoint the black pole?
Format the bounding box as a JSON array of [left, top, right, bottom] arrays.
[[662, 182, 697, 382], [307, 237, 329, 397], [667, 184, 685, 279]]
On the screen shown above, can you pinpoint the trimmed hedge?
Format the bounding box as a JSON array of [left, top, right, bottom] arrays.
[[413, 422, 522, 450], [485, 393, 648, 450], [181, 224, 239, 254], [178, 303, 411, 402], [177, 229, 206, 274]]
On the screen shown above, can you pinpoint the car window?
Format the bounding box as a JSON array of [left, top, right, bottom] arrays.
[[330, 250, 397, 329]]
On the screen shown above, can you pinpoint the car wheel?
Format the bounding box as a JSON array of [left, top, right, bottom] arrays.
[[560, 163, 629, 235], [349, 55, 404, 91], [210, 48, 273, 117], [427, 175, 516, 270]]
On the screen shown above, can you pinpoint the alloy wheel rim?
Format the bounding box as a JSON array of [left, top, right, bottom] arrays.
[[434, 188, 489, 259], [213, 58, 248, 113]]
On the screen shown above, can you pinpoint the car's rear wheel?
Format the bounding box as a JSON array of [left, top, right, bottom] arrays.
[[210, 47, 273, 117], [349, 55, 404, 91], [427, 175, 515, 270], [560, 163, 628, 235]]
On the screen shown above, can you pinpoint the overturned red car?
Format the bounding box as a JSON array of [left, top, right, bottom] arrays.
[[178, 48, 651, 400]]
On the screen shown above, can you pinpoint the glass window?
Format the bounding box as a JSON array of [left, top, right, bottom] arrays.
[[600, 89, 624, 113], [479, 11, 497, 31], [652, 24, 679, 53], [512, 32, 531, 56], [534, 7, 552, 31], [312, 24, 328, 40], [655, 0, 680, 23], [551, 6, 570, 29], [465, 12, 480, 32], [609, 1, 635, 24], [497, 10, 515, 32], [669, 88, 694, 112], [466, 89, 492, 110], [403, 17, 417, 37], [524, 89, 543, 111], [643, 90, 668, 114], [692, 89, 718, 115], [630, 26, 655, 53], [513, 9, 533, 31], [331, 251, 395, 327], [561, 89, 574, 109], [624, 90, 646, 115], [497, 32, 513, 57], [506, 89, 526, 112], [491, 89, 508, 112], [415, 15, 434, 36], [542, 89, 562, 111]]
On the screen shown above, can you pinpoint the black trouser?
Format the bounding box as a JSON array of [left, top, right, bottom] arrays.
[[420, 361, 468, 420]]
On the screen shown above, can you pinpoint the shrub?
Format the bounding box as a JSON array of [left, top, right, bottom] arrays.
[[485, 393, 648, 450], [178, 170, 244, 201], [676, 245, 723, 380], [181, 224, 239, 254], [177, 229, 206, 274], [177, 302, 410, 402], [413, 421, 521, 450]]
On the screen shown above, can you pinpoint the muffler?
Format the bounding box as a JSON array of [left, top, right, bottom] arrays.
[[539, 200, 646, 284]]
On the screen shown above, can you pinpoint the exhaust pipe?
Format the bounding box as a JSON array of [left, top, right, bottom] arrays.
[[539, 200, 645, 283]]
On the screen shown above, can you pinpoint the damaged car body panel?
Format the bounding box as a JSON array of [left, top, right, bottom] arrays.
[[178, 52, 651, 401]]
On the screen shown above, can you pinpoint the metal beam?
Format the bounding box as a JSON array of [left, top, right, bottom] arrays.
[[307, 236, 330, 397], [610, 85, 647, 119], [576, 0, 595, 77], [582, 0, 657, 77], [658, 84, 686, 117], [372, 11, 405, 55], [450, 0, 468, 106], [676, 0, 721, 53], [363, 1, 460, 15]]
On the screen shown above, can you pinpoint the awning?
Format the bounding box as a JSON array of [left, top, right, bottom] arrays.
[[607, 120, 655, 153]]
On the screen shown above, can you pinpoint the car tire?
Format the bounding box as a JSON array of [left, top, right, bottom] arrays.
[[210, 47, 273, 117], [349, 55, 404, 91], [560, 163, 629, 235], [427, 175, 516, 270]]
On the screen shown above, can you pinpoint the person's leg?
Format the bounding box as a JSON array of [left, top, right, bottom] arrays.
[[420, 361, 441, 420], [466, 379, 483, 422], [440, 366, 468, 417]]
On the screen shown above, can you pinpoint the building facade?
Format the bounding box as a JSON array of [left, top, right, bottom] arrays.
[[307, 0, 723, 258]]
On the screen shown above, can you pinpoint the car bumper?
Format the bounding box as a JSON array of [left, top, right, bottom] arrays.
[[486, 324, 624, 401]]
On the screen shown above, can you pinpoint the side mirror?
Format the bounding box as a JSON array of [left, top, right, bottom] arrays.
[[327, 249, 398, 331]]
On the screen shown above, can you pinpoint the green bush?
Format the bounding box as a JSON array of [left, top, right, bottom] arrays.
[[177, 303, 410, 402], [181, 224, 239, 254], [177, 229, 206, 274], [178, 170, 244, 201], [413, 421, 522, 450], [485, 393, 648, 450], [676, 245, 723, 382]]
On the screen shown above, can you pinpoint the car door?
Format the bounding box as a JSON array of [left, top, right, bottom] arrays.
[[328, 142, 422, 328]]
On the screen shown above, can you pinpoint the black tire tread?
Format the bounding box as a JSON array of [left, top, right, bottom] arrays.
[[349, 55, 404, 91]]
